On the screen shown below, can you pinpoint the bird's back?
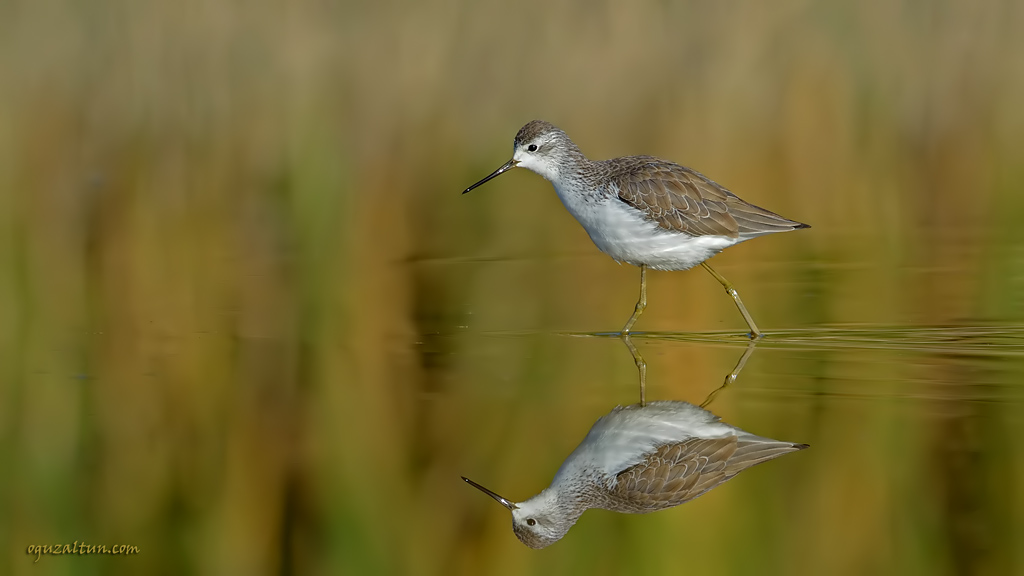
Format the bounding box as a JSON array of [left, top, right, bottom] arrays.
[[604, 156, 809, 240], [544, 402, 806, 516], [602, 434, 807, 513]]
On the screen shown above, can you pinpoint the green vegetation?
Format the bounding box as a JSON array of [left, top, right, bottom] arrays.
[[1, 0, 1022, 574]]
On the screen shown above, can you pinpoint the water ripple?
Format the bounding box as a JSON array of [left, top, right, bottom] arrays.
[[564, 324, 1024, 356]]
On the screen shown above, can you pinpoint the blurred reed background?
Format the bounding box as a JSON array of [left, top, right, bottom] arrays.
[[2, 0, 1024, 574]]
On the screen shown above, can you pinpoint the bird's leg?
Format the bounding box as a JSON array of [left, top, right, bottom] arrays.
[[619, 333, 647, 406], [700, 340, 757, 408], [620, 264, 647, 334], [700, 262, 763, 339]]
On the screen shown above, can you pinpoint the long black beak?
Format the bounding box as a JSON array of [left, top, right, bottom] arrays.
[[462, 159, 518, 194], [462, 476, 517, 510]]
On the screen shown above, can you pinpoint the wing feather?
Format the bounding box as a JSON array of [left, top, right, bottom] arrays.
[[612, 435, 806, 511], [613, 157, 808, 238]]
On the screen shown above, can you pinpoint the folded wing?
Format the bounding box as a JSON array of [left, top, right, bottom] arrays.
[[613, 158, 809, 239], [613, 435, 807, 511]]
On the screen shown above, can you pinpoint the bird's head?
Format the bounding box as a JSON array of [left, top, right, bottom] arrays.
[[462, 476, 577, 549]]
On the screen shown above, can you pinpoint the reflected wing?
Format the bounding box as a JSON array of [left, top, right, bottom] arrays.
[[614, 158, 808, 238], [613, 435, 805, 510]]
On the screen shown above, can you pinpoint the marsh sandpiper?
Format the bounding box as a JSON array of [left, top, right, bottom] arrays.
[[463, 120, 809, 338], [463, 400, 807, 548]]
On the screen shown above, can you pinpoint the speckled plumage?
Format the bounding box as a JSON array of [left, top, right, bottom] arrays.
[[473, 119, 808, 268], [463, 401, 807, 549], [463, 120, 809, 335]]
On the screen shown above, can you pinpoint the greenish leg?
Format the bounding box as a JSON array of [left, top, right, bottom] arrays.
[[620, 264, 647, 335], [700, 262, 763, 339], [620, 333, 647, 406], [700, 340, 758, 408]]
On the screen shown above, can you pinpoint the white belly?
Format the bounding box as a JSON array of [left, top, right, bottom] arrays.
[[556, 193, 739, 271]]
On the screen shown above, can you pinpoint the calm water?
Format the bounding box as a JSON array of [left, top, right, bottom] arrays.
[[434, 259, 1024, 575], [7, 195, 1024, 576]]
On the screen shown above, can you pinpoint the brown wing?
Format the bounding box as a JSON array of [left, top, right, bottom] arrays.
[[613, 157, 808, 238], [613, 436, 806, 512]]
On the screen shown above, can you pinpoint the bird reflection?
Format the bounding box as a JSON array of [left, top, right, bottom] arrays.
[[620, 332, 758, 407], [463, 400, 807, 548], [700, 340, 757, 408]]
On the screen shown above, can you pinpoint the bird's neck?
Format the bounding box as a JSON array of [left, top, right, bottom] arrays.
[[550, 472, 606, 517], [541, 146, 594, 186], [533, 485, 589, 526]]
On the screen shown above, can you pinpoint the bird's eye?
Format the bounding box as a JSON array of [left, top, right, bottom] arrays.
[[526, 518, 536, 526], [527, 144, 538, 152]]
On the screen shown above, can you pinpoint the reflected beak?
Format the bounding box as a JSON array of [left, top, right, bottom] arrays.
[[462, 476, 517, 511], [462, 159, 518, 194]]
